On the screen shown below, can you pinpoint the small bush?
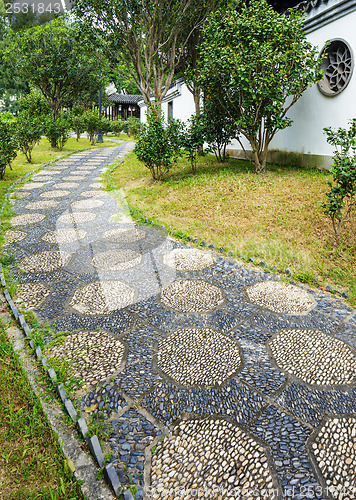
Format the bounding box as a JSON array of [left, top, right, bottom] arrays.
[[181, 114, 205, 173], [45, 113, 71, 150], [0, 115, 18, 179], [135, 106, 182, 181], [68, 106, 85, 141], [15, 112, 43, 162], [123, 117, 143, 138], [111, 120, 125, 136], [100, 117, 112, 136], [82, 110, 101, 145], [323, 119, 356, 244]]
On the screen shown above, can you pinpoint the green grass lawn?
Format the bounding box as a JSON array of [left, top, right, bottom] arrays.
[[109, 152, 356, 305]]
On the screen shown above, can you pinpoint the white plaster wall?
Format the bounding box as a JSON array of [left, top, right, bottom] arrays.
[[162, 84, 196, 123], [138, 81, 196, 124], [229, 7, 356, 157], [274, 9, 356, 155], [139, 3, 356, 159]]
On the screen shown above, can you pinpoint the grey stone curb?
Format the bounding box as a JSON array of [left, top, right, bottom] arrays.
[[1, 273, 120, 497]]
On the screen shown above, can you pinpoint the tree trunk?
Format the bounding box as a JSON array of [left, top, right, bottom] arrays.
[[252, 149, 265, 173], [193, 90, 201, 115]]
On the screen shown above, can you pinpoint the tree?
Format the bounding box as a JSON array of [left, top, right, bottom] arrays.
[[4, 17, 102, 146], [199, 0, 322, 173], [74, 0, 207, 107]]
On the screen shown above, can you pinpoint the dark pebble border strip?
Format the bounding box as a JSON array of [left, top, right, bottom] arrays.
[[0, 148, 131, 498]]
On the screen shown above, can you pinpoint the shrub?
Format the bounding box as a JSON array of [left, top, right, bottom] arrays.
[[135, 106, 182, 181], [0, 115, 18, 179], [45, 113, 71, 150], [181, 114, 205, 173], [100, 117, 112, 136], [15, 112, 43, 162], [18, 90, 50, 117], [68, 106, 85, 141], [82, 110, 101, 145], [202, 101, 237, 162], [111, 120, 125, 136], [323, 119, 356, 244], [123, 117, 143, 138]]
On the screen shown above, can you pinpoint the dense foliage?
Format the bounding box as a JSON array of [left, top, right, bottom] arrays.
[[4, 17, 102, 146], [323, 119, 356, 244], [199, 0, 322, 173], [135, 106, 183, 181], [0, 114, 17, 178]]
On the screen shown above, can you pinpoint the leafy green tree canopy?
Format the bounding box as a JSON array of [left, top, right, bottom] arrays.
[[4, 17, 102, 123], [74, 0, 207, 107], [199, 0, 322, 173]]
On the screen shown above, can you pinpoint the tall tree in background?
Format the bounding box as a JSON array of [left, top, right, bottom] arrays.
[[74, 0, 210, 107], [177, 0, 232, 114], [4, 17, 102, 144], [0, 0, 60, 112], [199, 0, 322, 173]]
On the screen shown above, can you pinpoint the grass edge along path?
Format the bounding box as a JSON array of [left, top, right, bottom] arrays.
[[0, 313, 85, 500], [107, 152, 356, 306], [0, 137, 120, 500]]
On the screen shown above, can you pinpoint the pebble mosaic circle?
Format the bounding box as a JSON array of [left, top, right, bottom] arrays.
[[92, 249, 141, 271], [161, 280, 225, 313], [150, 419, 276, 499], [32, 176, 53, 181], [42, 228, 87, 244], [71, 199, 105, 210], [69, 280, 135, 315], [40, 190, 71, 199], [80, 190, 104, 198], [311, 417, 356, 495], [4, 229, 27, 244], [157, 328, 242, 387], [63, 176, 86, 181], [246, 281, 315, 314], [47, 331, 125, 388], [25, 200, 59, 210], [102, 227, 146, 244], [12, 192, 29, 198], [57, 212, 97, 225], [20, 251, 72, 273], [15, 283, 51, 309], [11, 213, 46, 226], [21, 182, 45, 190], [163, 248, 215, 271], [268, 329, 356, 386], [52, 182, 79, 189]]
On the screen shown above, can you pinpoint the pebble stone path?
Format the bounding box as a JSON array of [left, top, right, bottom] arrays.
[[5, 143, 356, 500]]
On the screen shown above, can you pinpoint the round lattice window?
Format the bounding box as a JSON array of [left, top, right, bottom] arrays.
[[318, 39, 353, 96]]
